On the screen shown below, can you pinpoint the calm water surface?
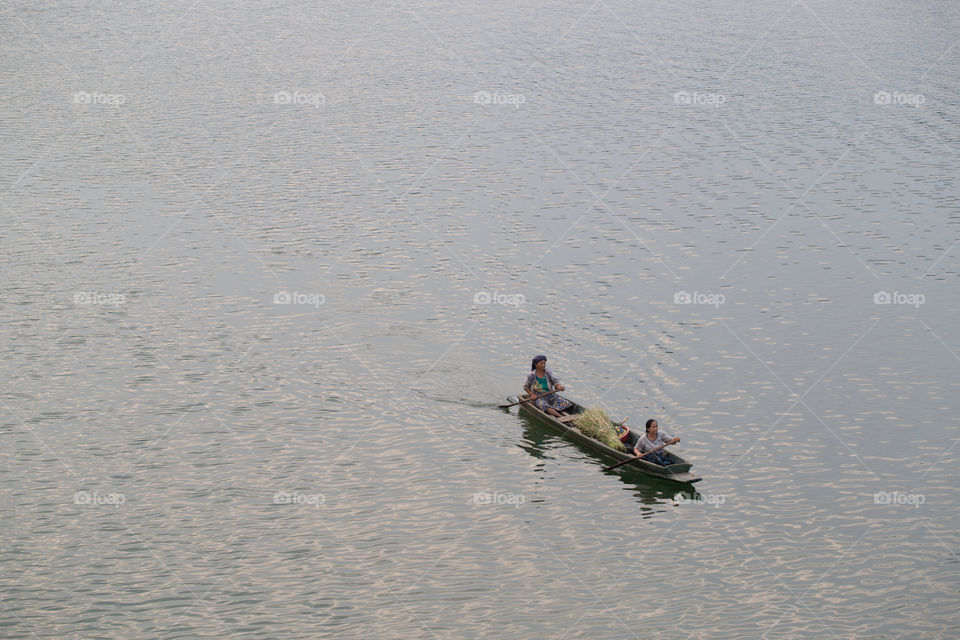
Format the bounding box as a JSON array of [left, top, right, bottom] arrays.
[[2, 0, 959, 638]]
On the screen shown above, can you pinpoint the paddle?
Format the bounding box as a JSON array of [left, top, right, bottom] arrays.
[[602, 441, 672, 472], [498, 389, 562, 409]]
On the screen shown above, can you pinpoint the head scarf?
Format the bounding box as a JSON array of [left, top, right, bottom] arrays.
[[531, 355, 547, 371]]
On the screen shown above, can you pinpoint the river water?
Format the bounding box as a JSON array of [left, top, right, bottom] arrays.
[[3, 0, 959, 638]]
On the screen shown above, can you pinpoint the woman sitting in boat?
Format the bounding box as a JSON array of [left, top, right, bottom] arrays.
[[633, 419, 680, 466], [522, 355, 573, 418]]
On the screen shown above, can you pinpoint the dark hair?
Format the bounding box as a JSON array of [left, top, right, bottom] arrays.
[[531, 355, 547, 371], [645, 419, 657, 432]]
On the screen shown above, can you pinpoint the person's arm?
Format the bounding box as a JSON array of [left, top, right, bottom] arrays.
[[547, 369, 565, 392], [661, 431, 680, 446], [635, 436, 650, 454], [635, 440, 656, 457]]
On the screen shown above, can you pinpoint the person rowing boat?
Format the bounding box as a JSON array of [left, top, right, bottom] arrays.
[[503, 393, 703, 482], [632, 419, 680, 466], [522, 355, 572, 418]]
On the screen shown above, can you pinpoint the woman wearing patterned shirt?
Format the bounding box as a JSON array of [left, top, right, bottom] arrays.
[[522, 355, 573, 417]]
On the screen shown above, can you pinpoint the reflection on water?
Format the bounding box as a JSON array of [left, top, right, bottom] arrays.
[[3, 0, 959, 637], [516, 415, 701, 511]]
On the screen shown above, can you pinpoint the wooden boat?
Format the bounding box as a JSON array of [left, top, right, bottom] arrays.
[[507, 394, 702, 484]]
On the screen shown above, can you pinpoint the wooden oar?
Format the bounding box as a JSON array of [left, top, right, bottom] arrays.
[[498, 389, 561, 409], [602, 442, 671, 472]]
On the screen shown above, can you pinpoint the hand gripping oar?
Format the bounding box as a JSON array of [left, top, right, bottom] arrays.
[[602, 442, 671, 472], [498, 389, 561, 409]]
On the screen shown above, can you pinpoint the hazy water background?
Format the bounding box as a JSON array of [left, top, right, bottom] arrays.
[[2, 0, 959, 638]]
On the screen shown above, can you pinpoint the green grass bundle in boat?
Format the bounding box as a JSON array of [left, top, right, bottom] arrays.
[[574, 406, 626, 452]]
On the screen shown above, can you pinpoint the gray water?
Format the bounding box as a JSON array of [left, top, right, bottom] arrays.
[[3, 0, 959, 638]]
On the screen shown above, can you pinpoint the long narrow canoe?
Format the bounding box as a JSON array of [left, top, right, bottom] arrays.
[[507, 394, 702, 484]]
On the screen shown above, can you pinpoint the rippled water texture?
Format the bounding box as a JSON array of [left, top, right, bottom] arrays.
[[2, 0, 959, 638]]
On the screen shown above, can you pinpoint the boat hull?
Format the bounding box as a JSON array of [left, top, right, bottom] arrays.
[[508, 395, 702, 484]]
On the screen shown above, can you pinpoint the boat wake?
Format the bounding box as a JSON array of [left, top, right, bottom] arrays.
[[411, 388, 500, 409]]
